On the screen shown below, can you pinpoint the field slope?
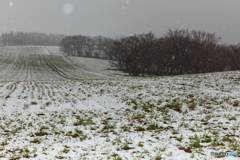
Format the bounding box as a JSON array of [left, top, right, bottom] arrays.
[[0, 46, 120, 81], [0, 46, 239, 159]]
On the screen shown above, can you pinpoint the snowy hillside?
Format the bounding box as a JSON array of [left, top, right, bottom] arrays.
[[0, 46, 122, 81], [0, 46, 239, 159]]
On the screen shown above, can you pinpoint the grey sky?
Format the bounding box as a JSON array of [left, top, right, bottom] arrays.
[[0, 0, 240, 44]]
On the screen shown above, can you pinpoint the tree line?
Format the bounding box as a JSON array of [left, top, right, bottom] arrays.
[[0, 31, 65, 46], [3, 29, 240, 77], [108, 29, 240, 76], [59, 35, 113, 58]]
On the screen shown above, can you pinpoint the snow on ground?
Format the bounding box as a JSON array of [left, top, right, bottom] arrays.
[[67, 56, 128, 77], [0, 46, 121, 81], [43, 46, 62, 55], [0, 71, 240, 159], [0, 46, 239, 159]]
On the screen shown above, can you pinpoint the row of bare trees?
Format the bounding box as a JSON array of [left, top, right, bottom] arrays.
[[0, 31, 65, 46], [60, 35, 113, 58], [108, 29, 240, 76]]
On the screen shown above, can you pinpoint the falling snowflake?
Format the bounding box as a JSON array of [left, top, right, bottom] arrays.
[[63, 3, 74, 15]]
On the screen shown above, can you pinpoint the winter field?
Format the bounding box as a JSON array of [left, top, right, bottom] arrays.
[[0, 46, 239, 160], [0, 46, 121, 82]]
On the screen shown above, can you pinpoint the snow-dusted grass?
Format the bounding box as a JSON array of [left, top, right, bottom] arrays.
[[43, 46, 61, 55], [0, 71, 240, 159], [67, 56, 127, 77], [0, 46, 120, 81]]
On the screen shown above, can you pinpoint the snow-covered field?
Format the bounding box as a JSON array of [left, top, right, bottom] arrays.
[[0, 46, 121, 81], [44, 46, 62, 55], [0, 46, 239, 160]]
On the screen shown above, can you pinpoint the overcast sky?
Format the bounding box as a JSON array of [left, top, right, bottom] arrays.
[[0, 0, 240, 44]]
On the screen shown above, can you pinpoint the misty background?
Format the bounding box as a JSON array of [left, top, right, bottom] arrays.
[[0, 0, 240, 44]]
